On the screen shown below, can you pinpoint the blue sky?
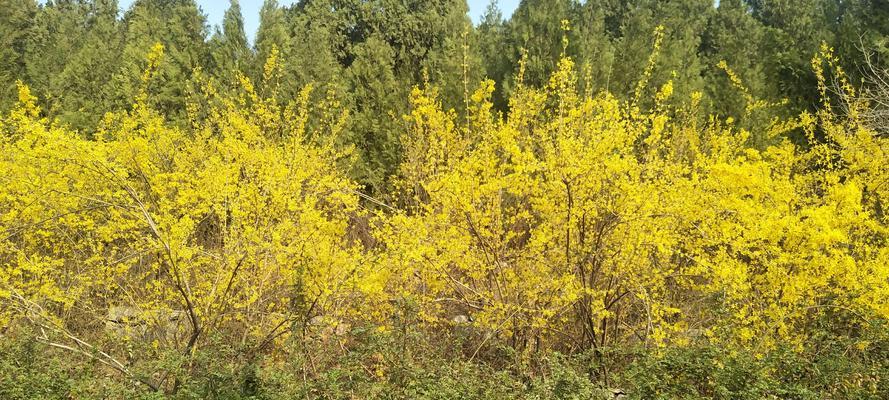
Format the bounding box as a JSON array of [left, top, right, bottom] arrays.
[[108, 0, 521, 43]]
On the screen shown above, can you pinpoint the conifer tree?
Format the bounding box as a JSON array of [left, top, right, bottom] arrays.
[[255, 0, 290, 90], [110, 0, 209, 120], [210, 0, 252, 83], [747, 0, 839, 112], [286, 0, 474, 193], [0, 0, 36, 111], [24, 0, 91, 116], [835, 0, 889, 82], [421, 1, 480, 114], [344, 34, 402, 189], [702, 0, 771, 119], [477, 1, 510, 109], [504, 0, 579, 89], [285, 0, 345, 102], [609, 0, 712, 103], [51, 0, 123, 131], [576, 0, 616, 95]]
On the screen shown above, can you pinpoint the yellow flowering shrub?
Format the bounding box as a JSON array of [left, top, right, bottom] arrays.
[[382, 47, 888, 355], [0, 46, 369, 388], [0, 40, 886, 391]]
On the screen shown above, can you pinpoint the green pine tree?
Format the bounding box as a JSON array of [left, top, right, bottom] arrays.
[[609, 0, 712, 105], [748, 0, 839, 112], [255, 0, 290, 92], [0, 0, 36, 111], [345, 34, 402, 190], [504, 0, 579, 90], [110, 0, 209, 120], [477, 0, 511, 109], [24, 0, 92, 116], [53, 0, 124, 131], [210, 0, 252, 84], [835, 0, 889, 83], [576, 0, 616, 96], [702, 0, 769, 114], [287, 0, 474, 193]]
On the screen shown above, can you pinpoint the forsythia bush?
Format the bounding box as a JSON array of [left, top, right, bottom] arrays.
[[0, 45, 371, 391], [383, 47, 887, 356], [0, 42, 886, 394]]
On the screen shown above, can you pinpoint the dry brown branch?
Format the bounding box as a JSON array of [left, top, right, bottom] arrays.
[[6, 290, 161, 392]]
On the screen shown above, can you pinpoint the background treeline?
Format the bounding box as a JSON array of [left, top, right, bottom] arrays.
[[2, 0, 888, 190]]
